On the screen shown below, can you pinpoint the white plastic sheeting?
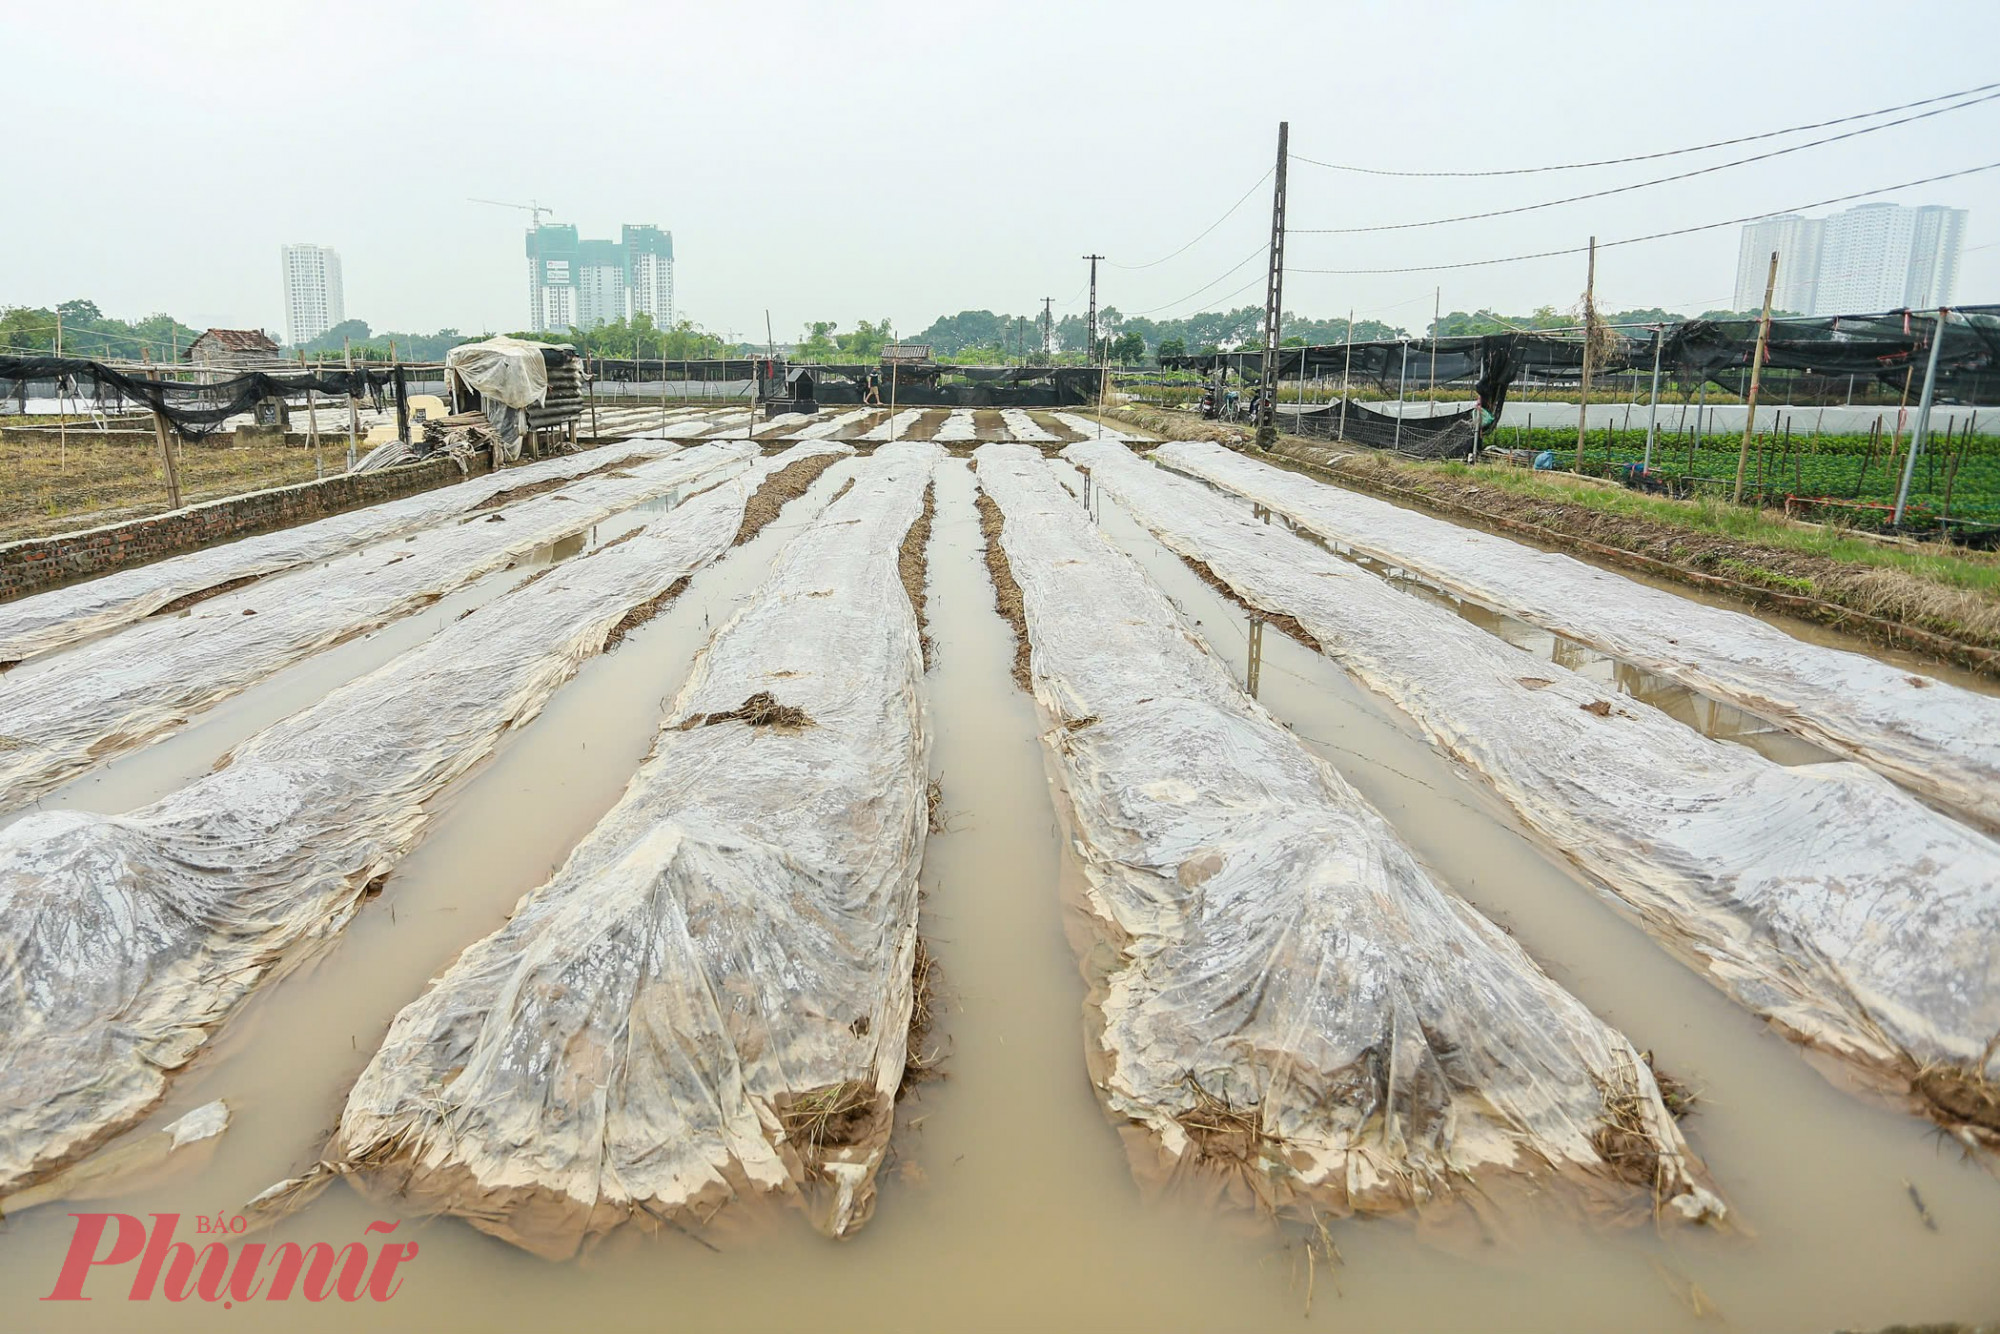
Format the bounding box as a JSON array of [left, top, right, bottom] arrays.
[[445, 337, 552, 410], [0, 443, 847, 1197], [1052, 412, 1153, 442], [786, 408, 872, 441], [934, 410, 979, 442], [859, 408, 924, 441], [999, 408, 1058, 442], [1154, 440, 2000, 833], [975, 443, 1718, 1222], [0, 444, 752, 811], [1071, 441, 2000, 1129], [0, 441, 678, 667], [326, 443, 938, 1257]]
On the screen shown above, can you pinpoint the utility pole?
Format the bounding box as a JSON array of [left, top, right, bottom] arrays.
[[1893, 307, 1949, 527], [1040, 297, 1054, 359], [1732, 250, 1779, 505], [1082, 255, 1104, 366], [1254, 120, 1289, 449], [1572, 236, 1596, 473]]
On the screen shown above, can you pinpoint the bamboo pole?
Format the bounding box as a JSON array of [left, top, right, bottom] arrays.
[[55, 310, 68, 473], [145, 361, 183, 510], [301, 350, 322, 479], [1732, 250, 1779, 504], [1572, 236, 1596, 473], [1338, 307, 1353, 441], [343, 336, 360, 471]]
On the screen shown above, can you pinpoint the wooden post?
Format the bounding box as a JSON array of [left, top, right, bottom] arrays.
[[146, 363, 183, 510], [301, 350, 322, 479], [1429, 286, 1439, 417], [55, 310, 68, 473], [1732, 250, 1779, 504], [587, 357, 600, 439], [1338, 307, 1353, 440], [343, 336, 360, 471], [1573, 236, 1596, 473]]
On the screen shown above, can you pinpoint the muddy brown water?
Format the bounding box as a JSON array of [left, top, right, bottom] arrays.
[[2, 456, 1998, 1332]]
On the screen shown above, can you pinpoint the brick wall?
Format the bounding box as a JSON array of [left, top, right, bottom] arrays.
[[0, 453, 497, 603]]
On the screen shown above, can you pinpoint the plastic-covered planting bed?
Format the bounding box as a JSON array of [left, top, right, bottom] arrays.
[[1051, 412, 1153, 442], [974, 441, 1719, 1224], [0, 444, 753, 811], [1152, 440, 2000, 834], [0, 441, 848, 1198], [859, 409, 924, 441], [934, 410, 980, 442], [999, 408, 1058, 442], [786, 409, 871, 440], [1071, 442, 2000, 1144], [0, 440, 681, 666], [318, 442, 939, 1258]]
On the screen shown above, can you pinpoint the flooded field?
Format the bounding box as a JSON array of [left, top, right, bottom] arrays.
[[1, 416, 1997, 1332]]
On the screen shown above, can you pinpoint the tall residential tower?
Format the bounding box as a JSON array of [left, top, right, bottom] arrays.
[[281, 243, 346, 347], [525, 223, 675, 333], [1731, 203, 1968, 316]]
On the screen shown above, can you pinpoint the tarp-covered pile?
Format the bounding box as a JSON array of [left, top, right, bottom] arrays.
[[322, 442, 938, 1257], [0, 442, 845, 1197], [0, 443, 752, 810], [1151, 440, 2000, 832], [1071, 441, 2000, 1142], [974, 442, 1720, 1223], [446, 337, 566, 460]]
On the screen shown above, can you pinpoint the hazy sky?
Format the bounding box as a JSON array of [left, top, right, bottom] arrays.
[[10, 0, 2000, 341]]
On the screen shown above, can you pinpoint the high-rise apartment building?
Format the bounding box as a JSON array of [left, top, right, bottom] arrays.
[[1731, 203, 1968, 316], [280, 243, 346, 347], [525, 223, 676, 333], [1732, 215, 1822, 313]]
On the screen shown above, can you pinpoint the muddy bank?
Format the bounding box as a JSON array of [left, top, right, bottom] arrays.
[[1103, 405, 2000, 675]]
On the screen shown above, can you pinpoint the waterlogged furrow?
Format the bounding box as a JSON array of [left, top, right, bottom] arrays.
[[325, 443, 938, 1258], [975, 442, 1718, 1224], [998, 408, 1058, 442], [1052, 412, 1152, 442], [0, 442, 848, 1197], [1074, 441, 2000, 1139], [0, 444, 753, 811], [1153, 440, 2000, 832], [0, 440, 680, 666]]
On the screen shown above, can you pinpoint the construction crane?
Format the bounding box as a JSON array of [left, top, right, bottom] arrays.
[[469, 197, 557, 227]]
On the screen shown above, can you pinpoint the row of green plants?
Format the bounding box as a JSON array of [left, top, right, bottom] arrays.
[[1491, 426, 2000, 526]]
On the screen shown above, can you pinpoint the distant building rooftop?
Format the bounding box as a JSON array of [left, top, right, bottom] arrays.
[[185, 328, 280, 360]]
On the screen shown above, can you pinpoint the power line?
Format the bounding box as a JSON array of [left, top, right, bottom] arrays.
[[1292, 89, 2000, 235], [1289, 79, 2000, 177], [1287, 161, 2000, 276], [1108, 167, 1273, 270], [1128, 244, 1269, 316]]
